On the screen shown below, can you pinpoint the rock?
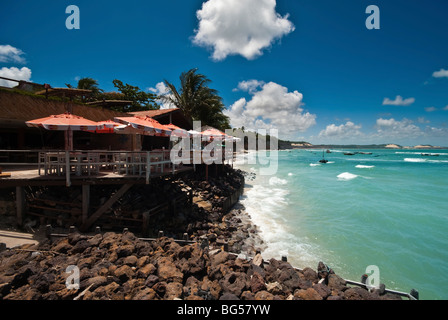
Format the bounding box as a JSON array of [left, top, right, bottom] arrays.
[[240, 290, 255, 300], [277, 264, 301, 292], [137, 264, 156, 278], [157, 257, 183, 283], [117, 244, 135, 258], [114, 265, 135, 283], [312, 283, 331, 299], [250, 272, 266, 293], [145, 275, 159, 288], [69, 240, 90, 254], [266, 282, 283, 295], [252, 254, 264, 267], [254, 290, 275, 300], [300, 288, 323, 300], [123, 255, 138, 266], [301, 267, 318, 282], [327, 274, 346, 292], [343, 287, 375, 300], [86, 276, 108, 291], [219, 272, 248, 297], [133, 287, 158, 300], [165, 282, 183, 300], [200, 276, 222, 300], [219, 292, 240, 300]]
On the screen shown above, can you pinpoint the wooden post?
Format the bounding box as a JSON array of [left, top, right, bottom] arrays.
[[82, 184, 90, 224], [142, 212, 150, 237], [15, 186, 25, 227], [80, 183, 133, 232], [65, 151, 71, 187], [146, 151, 150, 184]]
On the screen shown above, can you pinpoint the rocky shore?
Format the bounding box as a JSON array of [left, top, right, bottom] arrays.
[[0, 231, 402, 300], [0, 165, 404, 300]]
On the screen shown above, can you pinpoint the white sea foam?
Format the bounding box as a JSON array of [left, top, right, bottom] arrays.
[[269, 176, 288, 185], [337, 172, 358, 180], [288, 172, 294, 176], [404, 158, 427, 163], [240, 183, 318, 266], [355, 165, 375, 169], [310, 163, 320, 167]]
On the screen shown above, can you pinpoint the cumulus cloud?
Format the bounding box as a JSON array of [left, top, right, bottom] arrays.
[[425, 106, 437, 112], [382, 95, 415, 106], [193, 0, 295, 61], [224, 81, 316, 139], [374, 118, 423, 140], [148, 82, 176, 109], [0, 67, 32, 87], [318, 121, 363, 140], [0, 45, 26, 64], [432, 68, 448, 78], [233, 79, 265, 93]]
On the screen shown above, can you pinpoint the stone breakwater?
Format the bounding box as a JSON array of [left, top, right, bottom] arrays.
[[0, 231, 402, 300]]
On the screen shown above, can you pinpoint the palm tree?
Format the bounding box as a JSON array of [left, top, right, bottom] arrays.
[[66, 77, 103, 102], [161, 69, 230, 131]]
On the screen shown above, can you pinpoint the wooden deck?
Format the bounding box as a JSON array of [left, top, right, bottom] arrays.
[[0, 165, 193, 188]]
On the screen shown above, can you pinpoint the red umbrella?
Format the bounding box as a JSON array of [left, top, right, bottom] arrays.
[[90, 120, 124, 134], [165, 123, 190, 138], [26, 112, 103, 150], [114, 116, 172, 137]]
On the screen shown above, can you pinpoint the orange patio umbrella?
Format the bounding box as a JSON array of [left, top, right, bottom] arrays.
[[165, 123, 190, 138], [114, 116, 172, 137], [26, 112, 103, 150], [91, 120, 124, 134]]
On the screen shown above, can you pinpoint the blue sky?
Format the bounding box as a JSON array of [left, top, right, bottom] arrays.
[[1, 0, 448, 145]]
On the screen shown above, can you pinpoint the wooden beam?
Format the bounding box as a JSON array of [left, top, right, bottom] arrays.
[[80, 183, 133, 232]]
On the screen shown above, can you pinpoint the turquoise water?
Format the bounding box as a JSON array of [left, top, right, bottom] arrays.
[[235, 149, 448, 300]]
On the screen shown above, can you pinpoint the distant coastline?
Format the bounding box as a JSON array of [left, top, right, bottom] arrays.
[[286, 142, 447, 150]]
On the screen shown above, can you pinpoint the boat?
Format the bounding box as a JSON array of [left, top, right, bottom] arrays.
[[344, 152, 355, 156], [326, 149, 331, 153], [319, 151, 329, 163], [359, 152, 372, 155]]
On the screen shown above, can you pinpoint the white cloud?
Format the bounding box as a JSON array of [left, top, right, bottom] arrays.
[[224, 81, 316, 139], [233, 80, 265, 93], [0, 67, 32, 87], [425, 106, 437, 112], [382, 95, 415, 106], [432, 68, 448, 78], [374, 118, 423, 140], [0, 45, 26, 64], [443, 105, 448, 111], [318, 121, 363, 140], [193, 0, 295, 61], [417, 117, 430, 124], [148, 82, 176, 109]]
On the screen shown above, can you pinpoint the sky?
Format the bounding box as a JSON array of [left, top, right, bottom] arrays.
[[1, 0, 448, 146]]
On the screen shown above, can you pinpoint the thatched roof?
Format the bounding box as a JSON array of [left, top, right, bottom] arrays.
[[0, 89, 129, 127], [35, 87, 92, 98]]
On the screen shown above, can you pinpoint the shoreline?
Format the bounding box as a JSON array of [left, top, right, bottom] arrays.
[[0, 165, 411, 300]]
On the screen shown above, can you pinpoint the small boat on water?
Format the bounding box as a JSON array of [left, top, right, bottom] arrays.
[[319, 151, 329, 163], [359, 152, 372, 155], [344, 152, 355, 156]]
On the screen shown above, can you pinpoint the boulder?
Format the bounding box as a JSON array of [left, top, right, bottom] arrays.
[[219, 272, 248, 297], [157, 257, 183, 283]]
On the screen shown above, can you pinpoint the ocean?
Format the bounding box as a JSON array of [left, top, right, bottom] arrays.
[[234, 148, 448, 300]]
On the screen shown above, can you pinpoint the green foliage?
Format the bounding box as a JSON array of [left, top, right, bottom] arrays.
[[161, 68, 230, 131], [112, 80, 159, 112]]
